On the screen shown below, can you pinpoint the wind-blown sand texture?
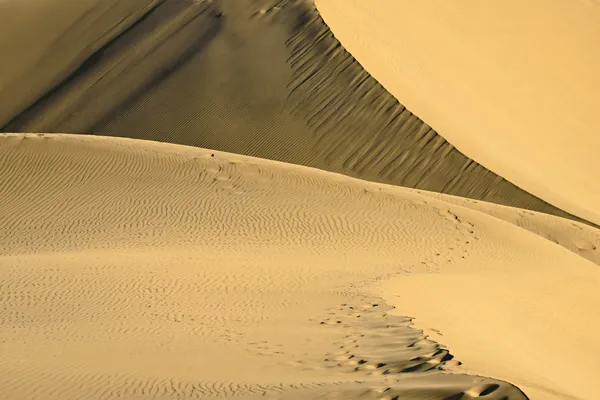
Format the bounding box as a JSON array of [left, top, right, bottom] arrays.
[[2, 1, 600, 400], [315, 0, 600, 226], [0, 0, 589, 225], [1, 134, 600, 400]]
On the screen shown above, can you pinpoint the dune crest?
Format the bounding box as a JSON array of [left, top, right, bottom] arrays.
[[0, 0, 590, 226], [316, 0, 600, 226]]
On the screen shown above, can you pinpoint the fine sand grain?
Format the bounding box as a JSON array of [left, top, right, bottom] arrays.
[[316, 0, 600, 226], [1, 134, 599, 399], [0, 0, 589, 225]]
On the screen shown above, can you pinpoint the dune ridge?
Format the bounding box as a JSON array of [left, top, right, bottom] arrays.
[[315, 0, 600, 226], [0, 0, 590, 227], [2, 1, 598, 398], [2, 133, 600, 399]]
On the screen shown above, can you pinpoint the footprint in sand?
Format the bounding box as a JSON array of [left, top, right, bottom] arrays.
[[574, 238, 597, 251], [318, 302, 457, 375], [311, 301, 527, 399]]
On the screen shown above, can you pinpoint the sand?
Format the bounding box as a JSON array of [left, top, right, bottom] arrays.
[[1, 1, 599, 399], [316, 0, 600, 226], [0, 0, 163, 127], [1, 133, 599, 399], [0, 0, 588, 225]]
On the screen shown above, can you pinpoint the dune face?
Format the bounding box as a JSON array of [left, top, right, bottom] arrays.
[[2, 2, 599, 399], [315, 0, 600, 226], [2, 134, 600, 399], [0, 134, 537, 399], [0, 0, 163, 128], [0, 132, 599, 400], [0, 0, 589, 226]]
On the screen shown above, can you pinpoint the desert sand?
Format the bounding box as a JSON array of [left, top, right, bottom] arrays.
[[316, 0, 600, 226], [0, 0, 587, 224], [1, 1, 600, 400], [1, 133, 599, 400]]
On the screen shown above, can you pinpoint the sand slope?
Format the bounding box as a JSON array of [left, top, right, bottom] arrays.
[[1, 133, 600, 399], [316, 0, 600, 226], [419, 191, 600, 267], [0, 0, 587, 225], [0, 0, 162, 127]]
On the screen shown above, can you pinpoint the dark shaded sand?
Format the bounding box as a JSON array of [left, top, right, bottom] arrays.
[[0, 0, 590, 226]]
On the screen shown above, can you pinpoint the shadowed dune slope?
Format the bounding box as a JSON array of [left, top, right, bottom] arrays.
[[0, 0, 588, 225]]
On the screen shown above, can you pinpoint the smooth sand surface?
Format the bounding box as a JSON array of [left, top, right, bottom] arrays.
[[1, 133, 599, 399], [316, 0, 600, 226], [0, 0, 589, 225]]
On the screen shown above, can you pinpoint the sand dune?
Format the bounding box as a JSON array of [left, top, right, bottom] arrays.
[[0, 0, 588, 226], [2, 1, 598, 399], [419, 191, 600, 267], [316, 0, 600, 226], [1, 133, 599, 399]]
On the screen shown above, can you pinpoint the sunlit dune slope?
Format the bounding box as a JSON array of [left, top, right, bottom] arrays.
[[316, 0, 600, 226], [0, 0, 588, 225], [1, 133, 600, 399]]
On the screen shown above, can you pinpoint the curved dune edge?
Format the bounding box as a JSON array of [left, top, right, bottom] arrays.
[[418, 191, 600, 267], [315, 0, 600, 227], [2, 134, 600, 399], [0, 0, 592, 228]]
